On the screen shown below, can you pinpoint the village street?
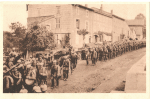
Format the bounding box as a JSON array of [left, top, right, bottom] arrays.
[[46, 48, 146, 93]]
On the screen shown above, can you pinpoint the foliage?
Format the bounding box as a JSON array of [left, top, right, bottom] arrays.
[[77, 29, 89, 40], [4, 21, 26, 52], [5, 22, 27, 52], [62, 34, 70, 48], [24, 23, 55, 51], [3, 31, 14, 51], [9, 22, 26, 38], [4, 21, 55, 52]]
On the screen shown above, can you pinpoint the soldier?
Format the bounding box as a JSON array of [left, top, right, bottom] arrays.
[[63, 58, 69, 81], [98, 46, 103, 61], [25, 63, 37, 92], [8, 56, 15, 69], [51, 60, 59, 88], [81, 49, 86, 60], [3, 65, 14, 93], [86, 49, 90, 65], [9, 47, 18, 58], [95, 47, 99, 62], [36, 54, 46, 85], [11, 68, 22, 93], [92, 48, 97, 65], [70, 51, 78, 70], [107, 45, 112, 59], [102, 46, 108, 61], [118, 45, 122, 56]]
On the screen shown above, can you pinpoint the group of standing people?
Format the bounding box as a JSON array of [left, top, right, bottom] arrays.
[[3, 49, 49, 93], [50, 49, 78, 89], [3, 47, 78, 93], [83, 39, 146, 66]]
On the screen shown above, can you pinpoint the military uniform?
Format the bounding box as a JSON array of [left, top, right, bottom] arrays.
[[70, 52, 77, 70], [99, 47, 103, 61], [86, 50, 90, 65], [92, 49, 97, 65], [51, 60, 59, 88], [3, 65, 14, 93], [36, 55, 46, 85], [102, 46, 108, 61], [63, 59, 69, 80], [11, 68, 22, 93]]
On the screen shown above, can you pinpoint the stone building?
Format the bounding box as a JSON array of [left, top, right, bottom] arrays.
[[126, 13, 146, 40], [27, 4, 131, 48]]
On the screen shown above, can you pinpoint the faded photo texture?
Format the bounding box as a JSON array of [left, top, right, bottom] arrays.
[[3, 4, 146, 93]]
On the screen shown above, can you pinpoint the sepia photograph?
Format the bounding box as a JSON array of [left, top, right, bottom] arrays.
[[3, 2, 147, 94]]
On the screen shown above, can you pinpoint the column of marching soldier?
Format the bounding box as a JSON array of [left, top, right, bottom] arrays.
[[84, 39, 146, 66], [3, 48, 78, 93], [3, 39, 146, 93]]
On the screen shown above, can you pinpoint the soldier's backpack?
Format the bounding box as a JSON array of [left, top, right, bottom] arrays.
[[39, 67, 48, 77], [63, 59, 69, 67]]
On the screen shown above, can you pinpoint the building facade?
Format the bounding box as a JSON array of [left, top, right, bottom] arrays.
[[126, 13, 146, 40], [27, 4, 132, 48]]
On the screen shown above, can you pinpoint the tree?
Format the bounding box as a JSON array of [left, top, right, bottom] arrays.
[[3, 31, 14, 51], [8, 22, 27, 52], [62, 34, 70, 48], [77, 29, 89, 45], [9, 22, 26, 38], [24, 23, 55, 51]]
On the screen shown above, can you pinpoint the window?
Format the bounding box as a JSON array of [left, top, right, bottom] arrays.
[[56, 18, 60, 28], [85, 21, 89, 31], [89, 36, 91, 43], [86, 10, 89, 17], [76, 19, 80, 29], [56, 6, 60, 14], [76, 6, 79, 15], [95, 35, 98, 43]]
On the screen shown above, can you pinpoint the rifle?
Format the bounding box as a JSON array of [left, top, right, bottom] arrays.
[[4, 61, 25, 74]]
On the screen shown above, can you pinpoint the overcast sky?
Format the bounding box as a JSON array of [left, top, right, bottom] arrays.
[[3, 4, 146, 31]]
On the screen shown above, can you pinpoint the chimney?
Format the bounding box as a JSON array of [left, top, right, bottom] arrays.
[[85, 4, 88, 7], [100, 4, 103, 11], [111, 10, 113, 14], [26, 4, 29, 11]]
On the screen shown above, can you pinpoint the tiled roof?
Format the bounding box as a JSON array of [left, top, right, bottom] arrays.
[[90, 7, 112, 18], [72, 4, 93, 11], [126, 19, 145, 26], [112, 14, 125, 21], [72, 4, 112, 18]]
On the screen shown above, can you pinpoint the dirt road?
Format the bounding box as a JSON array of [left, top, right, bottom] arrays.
[[47, 48, 146, 93]]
